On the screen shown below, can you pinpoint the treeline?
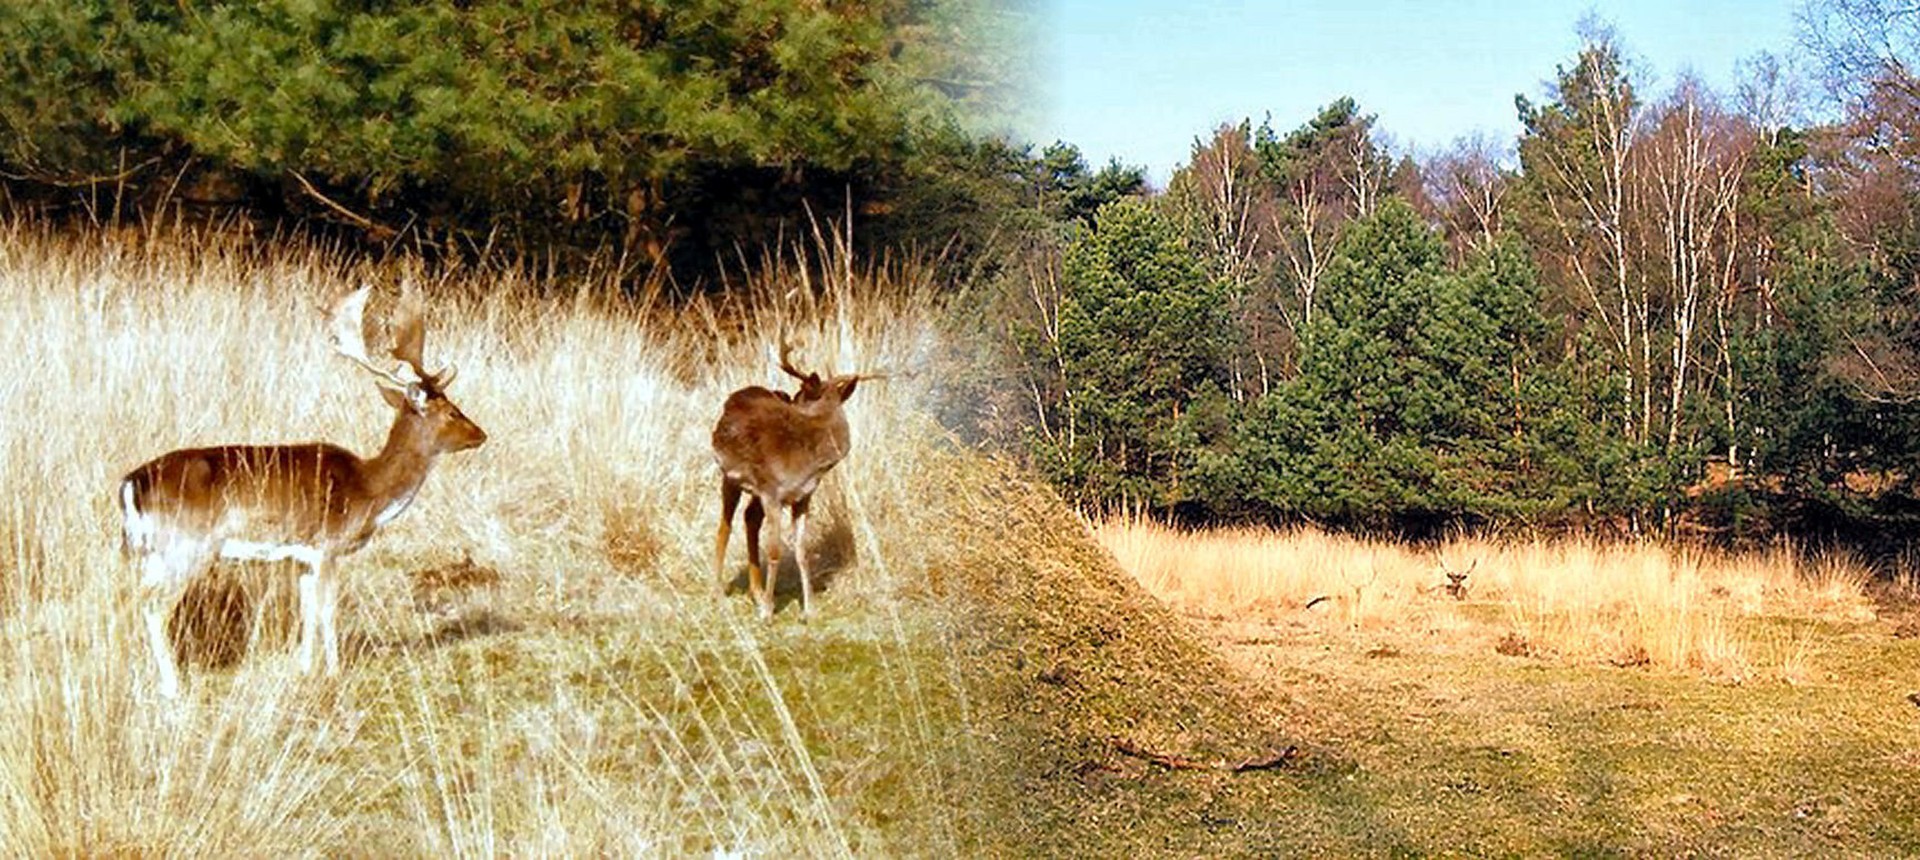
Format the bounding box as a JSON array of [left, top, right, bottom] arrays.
[[0, 0, 1024, 281], [964, 14, 1920, 535], [12, 2, 1920, 534]]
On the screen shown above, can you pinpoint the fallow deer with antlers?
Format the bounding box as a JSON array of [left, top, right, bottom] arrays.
[[1439, 556, 1476, 601], [711, 342, 869, 620], [117, 286, 486, 697]]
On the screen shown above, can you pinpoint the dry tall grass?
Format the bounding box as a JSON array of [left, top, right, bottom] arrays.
[[1094, 516, 1879, 682], [0, 222, 972, 855]]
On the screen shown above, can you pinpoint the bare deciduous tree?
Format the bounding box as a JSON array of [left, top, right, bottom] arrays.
[[1423, 133, 1511, 260], [1636, 77, 1752, 450]]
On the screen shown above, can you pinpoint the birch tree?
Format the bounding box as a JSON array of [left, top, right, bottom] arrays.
[[1515, 25, 1646, 442]]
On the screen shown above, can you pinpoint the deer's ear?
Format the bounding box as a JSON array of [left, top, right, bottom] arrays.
[[834, 375, 859, 401], [381, 383, 428, 413]]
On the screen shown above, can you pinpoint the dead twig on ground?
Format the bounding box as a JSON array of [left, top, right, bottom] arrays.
[[1112, 737, 1299, 773]]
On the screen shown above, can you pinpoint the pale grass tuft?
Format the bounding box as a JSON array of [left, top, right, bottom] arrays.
[[1093, 515, 1878, 681]]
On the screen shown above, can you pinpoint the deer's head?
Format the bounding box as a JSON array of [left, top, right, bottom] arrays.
[[329, 286, 488, 454], [775, 340, 865, 407], [1440, 558, 1475, 601]]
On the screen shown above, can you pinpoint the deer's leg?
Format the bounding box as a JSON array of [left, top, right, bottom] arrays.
[[316, 558, 341, 676], [297, 564, 320, 675], [744, 496, 772, 620], [138, 542, 203, 699], [791, 496, 814, 619], [757, 496, 783, 621], [716, 477, 743, 595]]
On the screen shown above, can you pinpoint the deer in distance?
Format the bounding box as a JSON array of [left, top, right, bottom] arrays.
[[711, 342, 869, 620], [117, 286, 486, 697], [1439, 557, 1476, 601]]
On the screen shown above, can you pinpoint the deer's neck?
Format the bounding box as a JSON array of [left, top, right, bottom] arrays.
[[794, 395, 847, 423], [361, 409, 440, 511], [795, 397, 851, 455]]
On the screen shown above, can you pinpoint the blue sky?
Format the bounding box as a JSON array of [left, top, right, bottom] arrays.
[[1031, 1, 1804, 183]]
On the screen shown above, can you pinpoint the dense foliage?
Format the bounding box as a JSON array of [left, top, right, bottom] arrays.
[[0, 0, 1026, 278], [976, 15, 1920, 535], [1030, 197, 1230, 507]]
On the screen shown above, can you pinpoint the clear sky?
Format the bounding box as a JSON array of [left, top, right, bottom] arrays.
[[1032, 0, 1805, 183]]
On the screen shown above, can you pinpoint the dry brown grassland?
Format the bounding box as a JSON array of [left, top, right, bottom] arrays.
[[0, 221, 990, 856], [1095, 515, 1878, 682]]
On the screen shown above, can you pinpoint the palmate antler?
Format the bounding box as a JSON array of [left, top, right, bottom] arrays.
[[327, 286, 457, 390], [389, 285, 458, 388]]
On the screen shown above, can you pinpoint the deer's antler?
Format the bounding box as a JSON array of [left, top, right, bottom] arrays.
[[776, 339, 809, 382], [773, 339, 892, 387], [389, 282, 457, 388], [328, 286, 422, 392]]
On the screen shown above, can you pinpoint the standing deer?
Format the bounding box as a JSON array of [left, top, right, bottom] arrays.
[[711, 343, 867, 620], [118, 286, 486, 697]]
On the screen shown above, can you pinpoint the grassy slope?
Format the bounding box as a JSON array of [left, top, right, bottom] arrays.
[[931, 460, 1300, 856]]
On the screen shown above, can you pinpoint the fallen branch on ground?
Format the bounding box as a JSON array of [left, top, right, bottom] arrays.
[[1112, 737, 1299, 773]]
